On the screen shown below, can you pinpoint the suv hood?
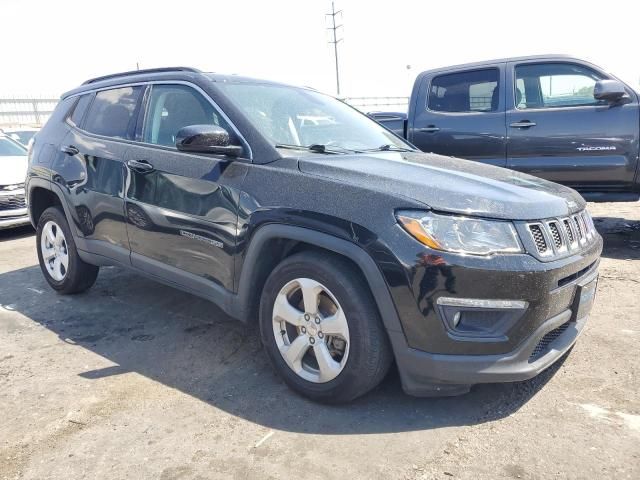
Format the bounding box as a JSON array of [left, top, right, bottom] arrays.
[[1, 156, 28, 186], [297, 151, 586, 220]]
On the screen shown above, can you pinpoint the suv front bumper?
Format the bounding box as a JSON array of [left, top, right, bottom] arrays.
[[384, 232, 602, 396], [391, 272, 595, 396]]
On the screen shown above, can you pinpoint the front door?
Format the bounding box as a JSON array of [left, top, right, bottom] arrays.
[[506, 61, 640, 193], [409, 67, 507, 167], [124, 83, 247, 295]]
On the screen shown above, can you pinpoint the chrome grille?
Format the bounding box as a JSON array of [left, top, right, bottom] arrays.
[[581, 212, 593, 240], [0, 183, 24, 192], [524, 210, 597, 259], [0, 194, 26, 211], [548, 222, 562, 249], [573, 214, 584, 241], [528, 224, 549, 254], [563, 219, 575, 245]]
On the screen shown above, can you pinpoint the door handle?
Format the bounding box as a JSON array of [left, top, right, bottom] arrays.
[[127, 159, 154, 173], [418, 125, 440, 133], [61, 145, 79, 155], [509, 121, 537, 128]]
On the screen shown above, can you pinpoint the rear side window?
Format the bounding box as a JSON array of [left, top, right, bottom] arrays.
[[428, 69, 499, 113], [68, 94, 93, 127], [83, 87, 142, 139]]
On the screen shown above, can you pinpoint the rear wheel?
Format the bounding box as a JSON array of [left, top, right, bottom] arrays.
[[259, 251, 392, 403], [36, 206, 99, 294]]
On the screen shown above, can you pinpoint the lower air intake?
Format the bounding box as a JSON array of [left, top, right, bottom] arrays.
[[529, 321, 571, 363]]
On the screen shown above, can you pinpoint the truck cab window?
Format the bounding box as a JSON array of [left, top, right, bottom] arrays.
[[428, 69, 499, 113], [515, 63, 605, 109]]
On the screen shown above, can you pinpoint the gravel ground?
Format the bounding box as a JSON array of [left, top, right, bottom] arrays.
[[0, 201, 638, 480]]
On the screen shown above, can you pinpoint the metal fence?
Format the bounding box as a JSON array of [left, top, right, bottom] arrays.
[[342, 96, 409, 113], [0, 95, 409, 128], [0, 97, 58, 127]]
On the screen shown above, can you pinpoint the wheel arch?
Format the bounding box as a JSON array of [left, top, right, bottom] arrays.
[[233, 224, 404, 337], [28, 181, 63, 228], [27, 179, 82, 238]]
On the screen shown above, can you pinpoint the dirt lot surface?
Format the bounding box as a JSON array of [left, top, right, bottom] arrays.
[[1, 202, 638, 480]]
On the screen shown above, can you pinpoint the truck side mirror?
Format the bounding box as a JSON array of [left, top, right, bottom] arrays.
[[176, 125, 243, 157], [593, 80, 628, 103]]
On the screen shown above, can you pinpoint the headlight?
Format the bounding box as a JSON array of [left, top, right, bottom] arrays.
[[396, 210, 523, 255]]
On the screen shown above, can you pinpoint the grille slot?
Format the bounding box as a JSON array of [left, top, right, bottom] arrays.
[[557, 261, 597, 288], [581, 212, 592, 239], [529, 321, 571, 362], [563, 219, 575, 245], [528, 224, 549, 254], [548, 222, 563, 250], [0, 194, 26, 211], [573, 215, 584, 241], [525, 210, 596, 259]]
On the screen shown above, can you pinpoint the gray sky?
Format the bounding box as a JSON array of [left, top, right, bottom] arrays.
[[2, 0, 638, 98]]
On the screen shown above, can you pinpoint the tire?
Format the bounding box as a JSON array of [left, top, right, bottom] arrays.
[[259, 250, 393, 403], [36, 206, 99, 294]]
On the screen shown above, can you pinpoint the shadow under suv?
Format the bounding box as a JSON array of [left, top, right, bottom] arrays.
[[26, 67, 602, 403]]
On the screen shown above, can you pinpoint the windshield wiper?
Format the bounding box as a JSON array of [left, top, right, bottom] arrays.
[[275, 143, 358, 154], [363, 144, 415, 152]]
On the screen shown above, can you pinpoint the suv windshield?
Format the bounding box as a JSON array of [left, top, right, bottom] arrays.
[[0, 136, 27, 156], [216, 83, 414, 153]]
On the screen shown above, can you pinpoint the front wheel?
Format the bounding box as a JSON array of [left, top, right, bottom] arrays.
[[36, 206, 99, 294], [259, 251, 392, 403]]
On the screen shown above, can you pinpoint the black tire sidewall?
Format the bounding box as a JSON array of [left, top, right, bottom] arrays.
[[36, 206, 84, 292], [259, 252, 389, 402]]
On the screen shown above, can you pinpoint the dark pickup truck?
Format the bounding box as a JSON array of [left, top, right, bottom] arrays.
[[371, 55, 640, 202]]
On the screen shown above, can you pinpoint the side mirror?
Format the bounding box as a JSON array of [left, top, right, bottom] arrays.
[[593, 80, 628, 103], [175, 125, 243, 157]]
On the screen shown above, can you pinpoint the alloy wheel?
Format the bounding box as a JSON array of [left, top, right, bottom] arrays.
[[40, 221, 69, 281], [272, 278, 350, 383]]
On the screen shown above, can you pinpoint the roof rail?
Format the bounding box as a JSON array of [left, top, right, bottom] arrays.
[[82, 67, 201, 85]]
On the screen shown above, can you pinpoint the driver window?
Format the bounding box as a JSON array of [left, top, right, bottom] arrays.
[[515, 63, 605, 109], [142, 85, 228, 147]]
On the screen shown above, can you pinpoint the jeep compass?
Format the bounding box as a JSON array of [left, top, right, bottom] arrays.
[[26, 67, 602, 402]]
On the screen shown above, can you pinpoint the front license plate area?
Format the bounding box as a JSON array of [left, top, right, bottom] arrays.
[[572, 276, 598, 321]]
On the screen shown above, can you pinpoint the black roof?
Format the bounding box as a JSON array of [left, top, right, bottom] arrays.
[[82, 67, 202, 85], [62, 67, 300, 99], [417, 54, 603, 75]]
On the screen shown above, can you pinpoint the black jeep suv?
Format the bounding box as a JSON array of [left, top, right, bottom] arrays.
[[26, 67, 602, 403]]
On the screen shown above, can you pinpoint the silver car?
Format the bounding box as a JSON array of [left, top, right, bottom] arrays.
[[2, 127, 39, 148], [0, 133, 30, 229]]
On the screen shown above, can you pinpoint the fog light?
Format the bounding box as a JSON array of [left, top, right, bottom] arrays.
[[436, 297, 528, 340]]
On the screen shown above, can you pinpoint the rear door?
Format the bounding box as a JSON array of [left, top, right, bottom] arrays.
[[56, 86, 143, 263], [506, 61, 640, 192], [124, 83, 247, 295], [408, 66, 507, 167]]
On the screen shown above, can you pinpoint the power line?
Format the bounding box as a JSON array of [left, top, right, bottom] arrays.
[[326, 1, 343, 96]]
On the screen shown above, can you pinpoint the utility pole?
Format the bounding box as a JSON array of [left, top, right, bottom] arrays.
[[326, 1, 343, 96]]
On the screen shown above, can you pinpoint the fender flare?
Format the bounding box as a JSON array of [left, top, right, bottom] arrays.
[[28, 178, 81, 238], [233, 224, 404, 335]]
